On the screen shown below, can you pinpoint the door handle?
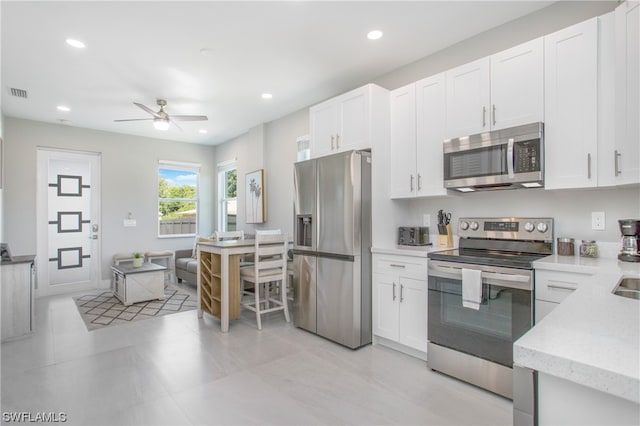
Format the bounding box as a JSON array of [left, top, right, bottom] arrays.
[[90, 235, 98, 240], [331, 135, 335, 150], [410, 175, 414, 192], [587, 153, 592, 179], [392, 282, 396, 301], [389, 264, 406, 268], [400, 284, 404, 302], [492, 104, 496, 126], [482, 106, 487, 127], [614, 150, 621, 176], [417, 173, 422, 191], [507, 138, 515, 178], [336, 134, 340, 149]]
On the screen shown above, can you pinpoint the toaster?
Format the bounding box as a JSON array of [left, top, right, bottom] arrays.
[[398, 227, 430, 246]]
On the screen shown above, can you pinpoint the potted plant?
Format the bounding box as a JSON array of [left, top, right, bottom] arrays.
[[132, 252, 143, 267]]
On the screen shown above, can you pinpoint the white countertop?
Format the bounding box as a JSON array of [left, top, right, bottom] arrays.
[[515, 255, 640, 403], [371, 245, 452, 258]]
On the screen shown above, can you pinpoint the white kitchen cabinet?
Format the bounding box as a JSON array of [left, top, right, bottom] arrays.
[[534, 269, 594, 323], [389, 74, 447, 199], [1, 257, 35, 341], [309, 84, 388, 158], [373, 254, 428, 358], [612, 0, 640, 186], [445, 38, 543, 139], [544, 18, 599, 190]]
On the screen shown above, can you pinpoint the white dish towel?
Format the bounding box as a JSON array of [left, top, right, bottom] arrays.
[[462, 268, 483, 310]]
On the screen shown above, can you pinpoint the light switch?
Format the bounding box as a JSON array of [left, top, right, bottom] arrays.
[[124, 219, 137, 227]]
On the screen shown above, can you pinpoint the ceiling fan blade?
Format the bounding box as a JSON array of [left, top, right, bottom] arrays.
[[114, 118, 154, 122], [170, 115, 208, 122], [134, 102, 162, 118]]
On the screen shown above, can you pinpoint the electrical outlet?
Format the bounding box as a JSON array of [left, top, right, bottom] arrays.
[[423, 214, 431, 227], [591, 212, 605, 230]]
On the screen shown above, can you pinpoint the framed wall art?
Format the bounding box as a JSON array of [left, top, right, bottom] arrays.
[[245, 169, 265, 224]]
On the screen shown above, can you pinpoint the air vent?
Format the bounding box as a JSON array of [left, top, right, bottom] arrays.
[[9, 87, 28, 98]]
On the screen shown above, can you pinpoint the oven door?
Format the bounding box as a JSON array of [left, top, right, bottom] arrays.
[[428, 260, 533, 367]]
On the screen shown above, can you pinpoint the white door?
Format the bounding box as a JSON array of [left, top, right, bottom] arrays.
[[338, 87, 368, 152], [390, 83, 417, 199], [445, 57, 490, 139], [310, 101, 338, 158], [544, 18, 598, 189], [372, 273, 400, 341], [416, 73, 447, 197], [398, 277, 428, 352], [36, 149, 101, 296], [490, 37, 544, 130]]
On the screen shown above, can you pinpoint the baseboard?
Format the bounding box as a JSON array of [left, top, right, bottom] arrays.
[[373, 335, 428, 361]]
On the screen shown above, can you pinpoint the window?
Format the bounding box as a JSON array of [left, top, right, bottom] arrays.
[[158, 162, 200, 237], [218, 161, 237, 232]]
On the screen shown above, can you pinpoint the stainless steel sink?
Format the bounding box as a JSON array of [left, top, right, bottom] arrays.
[[612, 277, 640, 300]]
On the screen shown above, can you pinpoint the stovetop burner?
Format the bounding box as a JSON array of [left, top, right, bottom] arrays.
[[427, 217, 554, 269]]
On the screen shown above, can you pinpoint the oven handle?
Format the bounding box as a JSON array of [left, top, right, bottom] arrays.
[[428, 262, 532, 290]]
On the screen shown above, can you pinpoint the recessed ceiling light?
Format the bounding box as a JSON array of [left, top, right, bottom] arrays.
[[367, 30, 383, 40], [57, 105, 70, 112], [261, 93, 273, 100], [199, 129, 208, 134], [65, 38, 85, 49]]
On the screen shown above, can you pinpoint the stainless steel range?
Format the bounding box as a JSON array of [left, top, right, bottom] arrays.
[[427, 217, 553, 399]]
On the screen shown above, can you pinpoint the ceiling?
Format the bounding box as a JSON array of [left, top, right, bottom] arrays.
[[2, 1, 553, 145]]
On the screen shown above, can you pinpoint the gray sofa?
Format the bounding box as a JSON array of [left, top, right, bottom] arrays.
[[175, 249, 197, 286]]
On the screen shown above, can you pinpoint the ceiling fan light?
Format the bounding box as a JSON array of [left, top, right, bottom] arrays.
[[153, 118, 170, 131]]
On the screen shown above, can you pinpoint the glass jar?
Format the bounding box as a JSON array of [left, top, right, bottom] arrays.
[[557, 237, 575, 256], [580, 240, 598, 258]]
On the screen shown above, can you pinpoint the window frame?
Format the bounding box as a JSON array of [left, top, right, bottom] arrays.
[[157, 161, 200, 238], [217, 160, 238, 232]]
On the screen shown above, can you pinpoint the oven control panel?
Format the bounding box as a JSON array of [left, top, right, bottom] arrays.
[[459, 217, 553, 241]]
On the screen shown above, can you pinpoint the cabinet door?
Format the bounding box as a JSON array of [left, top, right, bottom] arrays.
[[416, 73, 447, 197], [544, 18, 598, 189], [373, 273, 399, 341], [1, 263, 32, 341], [398, 276, 428, 352], [445, 57, 490, 139], [490, 38, 543, 130], [614, 1, 640, 186], [310, 101, 338, 158], [338, 87, 369, 152], [390, 83, 417, 198]]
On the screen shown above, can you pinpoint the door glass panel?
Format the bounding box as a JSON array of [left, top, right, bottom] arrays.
[[445, 145, 506, 179]]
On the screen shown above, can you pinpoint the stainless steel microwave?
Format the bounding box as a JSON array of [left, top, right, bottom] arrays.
[[443, 122, 544, 192]]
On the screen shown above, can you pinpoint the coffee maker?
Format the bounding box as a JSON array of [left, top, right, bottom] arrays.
[[618, 219, 640, 262]]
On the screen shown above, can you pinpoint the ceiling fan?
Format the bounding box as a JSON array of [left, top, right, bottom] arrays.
[[114, 99, 208, 131]]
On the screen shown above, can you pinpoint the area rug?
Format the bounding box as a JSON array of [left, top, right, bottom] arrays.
[[73, 284, 198, 331]]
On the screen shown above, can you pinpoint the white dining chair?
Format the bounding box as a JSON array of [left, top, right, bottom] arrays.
[[239, 231, 290, 330], [214, 230, 245, 241]]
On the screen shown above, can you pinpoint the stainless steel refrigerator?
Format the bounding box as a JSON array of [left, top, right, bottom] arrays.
[[292, 150, 372, 349]]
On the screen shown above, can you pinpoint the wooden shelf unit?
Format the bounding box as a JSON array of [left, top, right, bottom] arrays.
[[199, 252, 240, 320]]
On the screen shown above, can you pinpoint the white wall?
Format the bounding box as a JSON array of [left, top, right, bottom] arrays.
[[3, 117, 216, 281]]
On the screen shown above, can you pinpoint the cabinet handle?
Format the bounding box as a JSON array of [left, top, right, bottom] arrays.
[[331, 135, 335, 150], [389, 264, 406, 268], [392, 282, 396, 301], [410, 174, 414, 191], [336, 134, 340, 149], [614, 150, 621, 176], [587, 153, 592, 179], [417, 173, 422, 191], [482, 106, 487, 128], [400, 284, 404, 303], [492, 104, 496, 126], [547, 283, 577, 292]]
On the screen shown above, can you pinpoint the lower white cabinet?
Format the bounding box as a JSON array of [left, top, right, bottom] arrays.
[[373, 253, 428, 356], [1, 257, 35, 341], [535, 268, 594, 323]]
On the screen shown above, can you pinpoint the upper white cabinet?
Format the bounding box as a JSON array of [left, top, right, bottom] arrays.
[[544, 18, 599, 190], [389, 74, 447, 198], [445, 38, 543, 139], [310, 84, 389, 159], [613, 1, 640, 186]]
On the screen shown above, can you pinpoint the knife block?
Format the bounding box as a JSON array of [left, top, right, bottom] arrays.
[[438, 224, 453, 248]]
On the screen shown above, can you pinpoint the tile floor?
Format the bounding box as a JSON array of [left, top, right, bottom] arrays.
[[1, 282, 513, 425]]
